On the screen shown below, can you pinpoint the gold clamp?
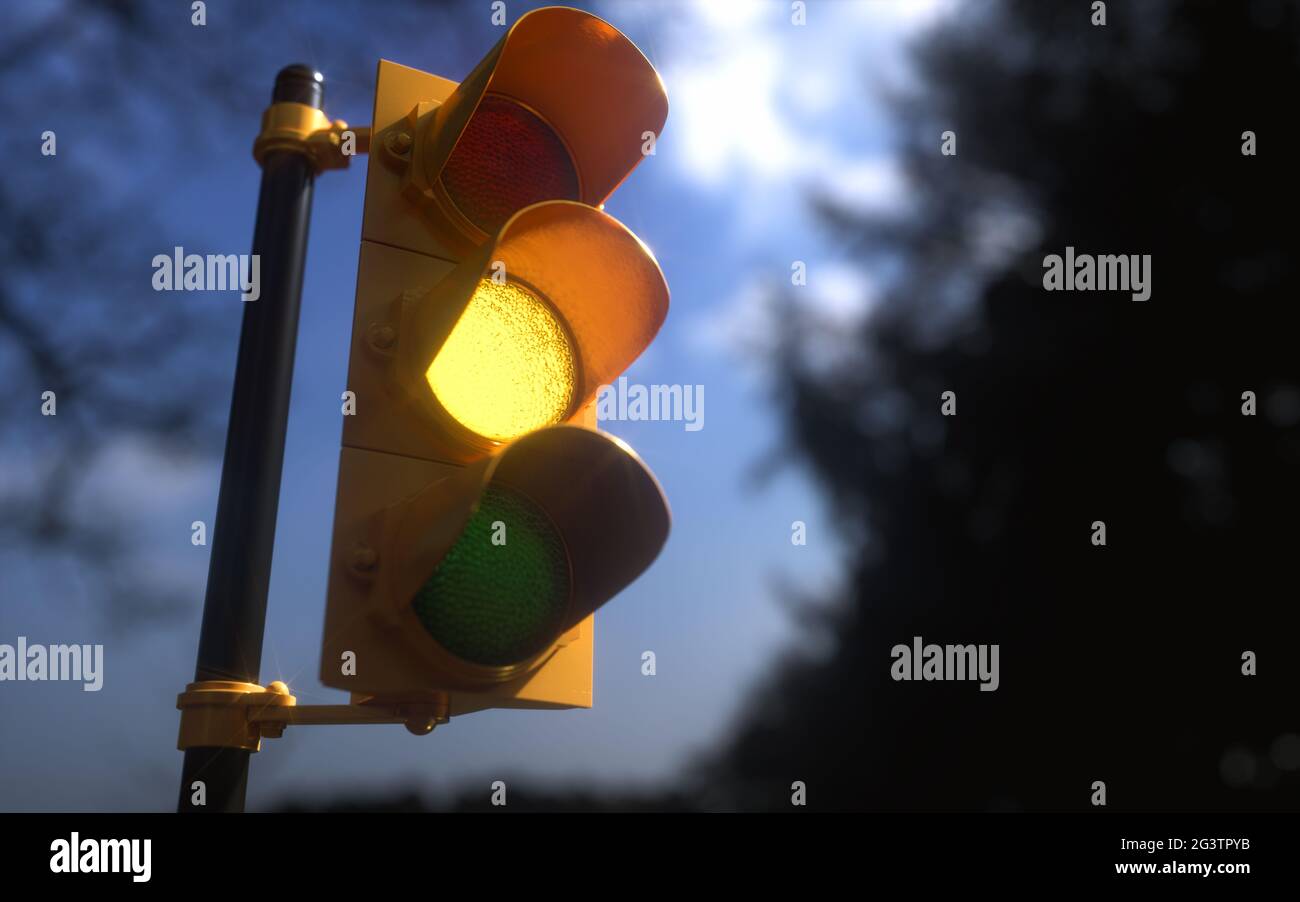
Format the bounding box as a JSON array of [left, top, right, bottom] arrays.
[[252, 101, 371, 173], [176, 680, 449, 752]]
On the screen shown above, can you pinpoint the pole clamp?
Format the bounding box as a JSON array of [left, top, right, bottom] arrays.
[[252, 101, 371, 173], [176, 680, 449, 751]]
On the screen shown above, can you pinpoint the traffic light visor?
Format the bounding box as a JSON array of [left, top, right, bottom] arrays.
[[386, 426, 670, 678], [421, 6, 667, 240], [400, 201, 669, 449]]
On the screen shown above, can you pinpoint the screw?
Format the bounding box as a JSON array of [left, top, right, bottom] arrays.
[[386, 131, 413, 155], [351, 545, 378, 572], [368, 324, 396, 350], [404, 714, 436, 736]]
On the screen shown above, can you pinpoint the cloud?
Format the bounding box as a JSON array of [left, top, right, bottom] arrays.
[[72, 435, 215, 522], [687, 263, 879, 374], [660, 0, 947, 194], [641, 0, 946, 362], [820, 156, 908, 212]]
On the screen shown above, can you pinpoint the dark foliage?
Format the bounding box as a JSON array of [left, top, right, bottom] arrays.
[[695, 0, 1300, 811]]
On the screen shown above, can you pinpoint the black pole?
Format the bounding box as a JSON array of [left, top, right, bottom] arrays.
[[178, 65, 324, 813]]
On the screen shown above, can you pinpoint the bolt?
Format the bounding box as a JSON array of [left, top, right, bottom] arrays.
[[386, 131, 413, 155], [351, 545, 378, 572], [404, 715, 436, 736], [368, 324, 396, 350]]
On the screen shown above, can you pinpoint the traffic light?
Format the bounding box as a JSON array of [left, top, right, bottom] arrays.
[[319, 7, 670, 717]]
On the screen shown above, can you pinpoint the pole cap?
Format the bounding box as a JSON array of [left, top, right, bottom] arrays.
[[274, 64, 325, 109]]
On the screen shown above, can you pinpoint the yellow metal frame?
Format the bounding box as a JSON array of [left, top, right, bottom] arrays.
[[176, 680, 449, 751]]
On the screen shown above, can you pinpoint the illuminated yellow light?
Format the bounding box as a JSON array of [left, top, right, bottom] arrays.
[[426, 279, 576, 443]]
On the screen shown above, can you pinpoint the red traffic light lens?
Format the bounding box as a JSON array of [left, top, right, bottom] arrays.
[[439, 93, 580, 236]]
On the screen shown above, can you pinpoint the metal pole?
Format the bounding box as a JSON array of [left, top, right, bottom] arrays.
[[178, 64, 324, 813]]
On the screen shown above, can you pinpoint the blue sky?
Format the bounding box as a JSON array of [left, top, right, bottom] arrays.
[[0, 0, 948, 810]]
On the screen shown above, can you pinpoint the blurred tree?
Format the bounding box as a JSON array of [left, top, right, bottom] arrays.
[[0, 0, 454, 630], [698, 0, 1300, 810], [0, 2, 245, 627]]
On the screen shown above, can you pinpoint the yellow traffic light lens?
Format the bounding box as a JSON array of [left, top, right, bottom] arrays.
[[426, 278, 577, 443], [440, 93, 580, 236], [412, 484, 571, 667]]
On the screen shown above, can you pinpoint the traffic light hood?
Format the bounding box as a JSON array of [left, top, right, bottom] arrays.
[[415, 6, 667, 242], [394, 200, 669, 450], [367, 425, 669, 683]]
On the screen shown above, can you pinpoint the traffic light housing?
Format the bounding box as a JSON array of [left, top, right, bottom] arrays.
[[320, 8, 670, 717]]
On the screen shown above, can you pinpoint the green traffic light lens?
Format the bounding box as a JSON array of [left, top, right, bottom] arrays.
[[411, 484, 571, 668]]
